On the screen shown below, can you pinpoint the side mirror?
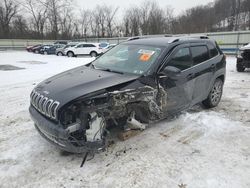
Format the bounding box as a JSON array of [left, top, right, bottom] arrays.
[[161, 66, 181, 75]]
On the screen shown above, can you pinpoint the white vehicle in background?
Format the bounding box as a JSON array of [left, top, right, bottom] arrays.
[[55, 42, 78, 56], [102, 44, 117, 53], [65, 43, 103, 57]]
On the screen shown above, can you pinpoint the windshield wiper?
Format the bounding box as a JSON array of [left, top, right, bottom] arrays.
[[93, 66, 124, 74]]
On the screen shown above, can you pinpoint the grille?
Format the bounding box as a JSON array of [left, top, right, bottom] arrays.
[[30, 90, 60, 120], [243, 50, 250, 61]]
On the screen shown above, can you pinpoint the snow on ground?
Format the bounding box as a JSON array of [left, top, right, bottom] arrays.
[[0, 51, 250, 188]]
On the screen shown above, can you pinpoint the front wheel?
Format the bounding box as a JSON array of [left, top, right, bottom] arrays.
[[57, 52, 63, 56], [90, 51, 97, 57], [67, 51, 74, 57], [202, 78, 223, 108]]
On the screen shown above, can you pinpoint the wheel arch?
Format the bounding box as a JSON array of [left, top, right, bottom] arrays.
[[90, 51, 97, 55], [216, 75, 225, 83], [67, 51, 75, 56]]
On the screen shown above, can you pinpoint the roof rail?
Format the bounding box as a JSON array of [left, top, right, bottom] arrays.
[[127, 36, 140, 41], [167, 35, 209, 43]]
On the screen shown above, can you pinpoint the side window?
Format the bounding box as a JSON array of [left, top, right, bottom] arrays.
[[208, 43, 219, 58], [191, 46, 209, 65], [76, 44, 83, 48], [88, 44, 96, 47], [167, 48, 193, 71], [83, 44, 93, 48]]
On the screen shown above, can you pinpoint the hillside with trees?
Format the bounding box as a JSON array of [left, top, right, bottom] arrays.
[[0, 0, 249, 39]]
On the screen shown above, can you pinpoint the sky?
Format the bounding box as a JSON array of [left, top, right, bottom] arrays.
[[75, 0, 214, 16]]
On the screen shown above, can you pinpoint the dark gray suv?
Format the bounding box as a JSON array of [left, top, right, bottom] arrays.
[[29, 36, 226, 153]]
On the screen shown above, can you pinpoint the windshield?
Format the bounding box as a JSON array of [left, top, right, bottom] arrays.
[[92, 44, 162, 75]]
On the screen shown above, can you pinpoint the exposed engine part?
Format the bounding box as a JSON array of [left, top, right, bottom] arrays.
[[86, 112, 106, 142], [127, 112, 147, 130], [65, 120, 81, 133], [127, 118, 146, 130]]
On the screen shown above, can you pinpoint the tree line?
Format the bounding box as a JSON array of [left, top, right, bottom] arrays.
[[0, 0, 250, 39]]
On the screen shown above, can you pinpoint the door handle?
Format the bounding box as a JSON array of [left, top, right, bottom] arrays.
[[186, 73, 194, 79], [210, 64, 216, 69], [159, 75, 168, 79]]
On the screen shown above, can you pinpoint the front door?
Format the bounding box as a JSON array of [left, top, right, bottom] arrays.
[[158, 45, 196, 114]]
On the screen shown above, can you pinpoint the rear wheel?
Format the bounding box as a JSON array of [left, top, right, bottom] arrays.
[[90, 51, 97, 57], [67, 51, 74, 57], [202, 78, 223, 108], [236, 63, 245, 72], [57, 52, 63, 56]]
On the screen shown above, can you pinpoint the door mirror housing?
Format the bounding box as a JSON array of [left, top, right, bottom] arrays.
[[161, 66, 181, 75]]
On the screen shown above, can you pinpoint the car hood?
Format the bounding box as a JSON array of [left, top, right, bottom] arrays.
[[240, 44, 250, 50], [34, 66, 139, 107]]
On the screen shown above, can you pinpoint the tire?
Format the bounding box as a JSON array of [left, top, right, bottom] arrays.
[[67, 51, 74, 57], [35, 50, 39, 54], [90, 51, 97, 57], [202, 78, 223, 108], [236, 63, 245, 72], [57, 52, 63, 56]]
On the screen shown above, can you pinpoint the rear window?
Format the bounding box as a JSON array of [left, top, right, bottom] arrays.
[[191, 46, 209, 65], [208, 43, 219, 58]]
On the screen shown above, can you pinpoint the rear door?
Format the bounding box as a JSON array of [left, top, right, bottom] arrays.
[[190, 43, 217, 104], [85, 44, 97, 54], [74, 44, 84, 55], [158, 44, 196, 113]]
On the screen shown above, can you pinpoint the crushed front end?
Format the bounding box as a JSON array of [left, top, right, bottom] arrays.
[[29, 84, 167, 153]]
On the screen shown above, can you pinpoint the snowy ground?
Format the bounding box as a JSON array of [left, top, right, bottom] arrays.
[[0, 51, 250, 188]]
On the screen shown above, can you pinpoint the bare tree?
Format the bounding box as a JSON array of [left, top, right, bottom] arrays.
[[0, 0, 18, 38], [123, 6, 141, 36], [79, 8, 91, 39], [12, 15, 28, 38], [95, 5, 106, 37], [22, 0, 48, 38], [104, 6, 119, 37], [147, 2, 166, 34], [59, 6, 74, 39], [42, 0, 72, 39], [140, 1, 151, 35]]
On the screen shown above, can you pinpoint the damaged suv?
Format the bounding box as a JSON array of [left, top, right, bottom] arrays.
[[236, 43, 250, 72], [29, 36, 226, 153]]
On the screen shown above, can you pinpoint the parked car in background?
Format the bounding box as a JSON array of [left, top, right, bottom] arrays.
[[99, 42, 109, 49], [54, 40, 68, 45], [26, 44, 42, 52], [31, 44, 50, 53], [65, 43, 103, 57], [236, 43, 250, 72], [43, 44, 65, 55], [36, 45, 53, 54], [56, 43, 78, 56], [102, 44, 117, 53]]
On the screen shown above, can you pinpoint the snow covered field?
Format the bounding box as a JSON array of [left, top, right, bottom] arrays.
[[0, 51, 250, 188]]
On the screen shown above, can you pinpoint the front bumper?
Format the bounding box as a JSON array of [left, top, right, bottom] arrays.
[[237, 57, 250, 68], [29, 106, 105, 153]]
